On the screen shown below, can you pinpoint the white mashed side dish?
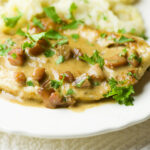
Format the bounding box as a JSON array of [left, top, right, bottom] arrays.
[[0, 0, 144, 35]]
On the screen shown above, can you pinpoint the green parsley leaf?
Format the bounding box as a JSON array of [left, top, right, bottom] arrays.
[[71, 34, 80, 41], [16, 28, 26, 36], [128, 53, 142, 63], [127, 72, 137, 79], [44, 49, 55, 57], [76, 79, 86, 88], [119, 48, 127, 57], [79, 50, 104, 68], [44, 6, 62, 24], [0, 44, 11, 56], [115, 36, 135, 44], [62, 20, 83, 30], [100, 33, 107, 38], [66, 89, 74, 95], [11, 53, 17, 59], [2, 12, 22, 28], [50, 80, 62, 89], [56, 56, 65, 64], [6, 38, 15, 46], [31, 32, 46, 41], [26, 81, 34, 87], [22, 42, 34, 50], [45, 29, 66, 40], [32, 17, 44, 29], [50, 74, 65, 89], [69, 2, 77, 20], [118, 28, 126, 34], [104, 78, 135, 106]]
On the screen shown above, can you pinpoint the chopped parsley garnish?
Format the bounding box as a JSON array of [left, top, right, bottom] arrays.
[[114, 36, 135, 44], [11, 53, 17, 59], [69, 2, 77, 20], [0, 44, 11, 56], [62, 20, 83, 30], [128, 53, 142, 63], [76, 79, 86, 88], [118, 28, 126, 34], [45, 29, 66, 40], [44, 49, 55, 57], [71, 34, 80, 41], [50, 80, 62, 89], [6, 38, 15, 46], [32, 17, 44, 30], [22, 42, 34, 50], [44, 6, 62, 24], [79, 50, 104, 68], [100, 33, 107, 38], [127, 72, 137, 79], [119, 48, 127, 57], [56, 56, 65, 64], [51, 74, 66, 89], [16, 28, 26, 36], [26, 81, 34, 87], [2, 12, 22, 28], [66, 88, 74, 95], [104, 78, 135, 106]]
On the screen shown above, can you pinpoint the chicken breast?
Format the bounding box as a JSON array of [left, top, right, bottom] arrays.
[[0, 18, 150, 108]]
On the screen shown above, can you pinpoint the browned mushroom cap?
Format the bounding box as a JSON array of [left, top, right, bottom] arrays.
[[127, 50, 141, 67], [38, 87, 55, 100], [72, 48, 83, 60], [88, 64, 105, 81], [14, 71, 26, 85], [28, 39, 49, 56], [105, 55, 128, 68], [8, 48, 25, 66], [59, 71, 75, 83], [56, 44, 73, 60], [32, 67, 46, 82]]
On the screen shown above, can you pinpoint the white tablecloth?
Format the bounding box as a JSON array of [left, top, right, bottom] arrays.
[[0, 119, 150, 150]]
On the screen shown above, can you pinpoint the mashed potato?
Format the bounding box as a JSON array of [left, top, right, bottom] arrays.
[[0, 0, 144, 34]]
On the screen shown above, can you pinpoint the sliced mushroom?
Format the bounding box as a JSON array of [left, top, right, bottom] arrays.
[[105, 55, 127, 68], [14, 71, 26, 85], [57, 44, 73, 60], [59, 71, 75, 83], [28, 39, 49, 56], [88, 64, 105, 81], [32, 67, 45, 82], [8, 48, 25, 66]]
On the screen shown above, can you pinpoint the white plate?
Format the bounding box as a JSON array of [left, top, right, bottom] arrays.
[[0, 0, 150, 139]]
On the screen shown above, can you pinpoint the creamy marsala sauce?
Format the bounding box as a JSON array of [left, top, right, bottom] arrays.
[[0, 17, 150, 109]]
